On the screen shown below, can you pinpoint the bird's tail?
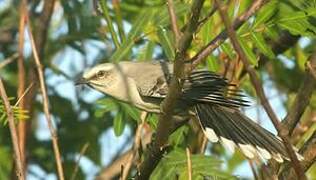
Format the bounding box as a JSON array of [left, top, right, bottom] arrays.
[[194, 103, 303, 162]]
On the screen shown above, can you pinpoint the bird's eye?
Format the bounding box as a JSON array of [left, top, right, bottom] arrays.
[[96, 70, 107, 78]]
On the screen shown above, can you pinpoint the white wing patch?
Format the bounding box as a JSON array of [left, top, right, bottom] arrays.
[[202, 128, 305, 163], [205, 128, 219, 142], [273, 153, 284, 163], [239, 144, 256, 159], [256, 146, 271, 160], [296, 152, 304, 161], [221, 137, 235, 153]]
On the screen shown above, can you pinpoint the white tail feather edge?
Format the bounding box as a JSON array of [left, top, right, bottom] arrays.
[[203, 128, 304, 162]]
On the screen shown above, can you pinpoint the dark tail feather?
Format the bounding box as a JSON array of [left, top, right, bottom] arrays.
[[195, 104, 303, 162]]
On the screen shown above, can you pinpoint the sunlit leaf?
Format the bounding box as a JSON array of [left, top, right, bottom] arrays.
[[110, 10, 157, 61], [113, 110, 125, 136], [151, 149, 234, 180], [253, 1, 278, 28], [238, 37, 258, 66]]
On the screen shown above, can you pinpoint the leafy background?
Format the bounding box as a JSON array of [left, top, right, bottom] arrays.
[[0, 0, 315, 179]]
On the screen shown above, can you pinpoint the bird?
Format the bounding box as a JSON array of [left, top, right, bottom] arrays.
[[76, 61, 303, 162]]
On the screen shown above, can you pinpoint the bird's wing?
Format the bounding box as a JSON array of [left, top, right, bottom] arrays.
[[121, 61, 172, 99], [182, 70, 248, 107], [138, 69, 248, 108]]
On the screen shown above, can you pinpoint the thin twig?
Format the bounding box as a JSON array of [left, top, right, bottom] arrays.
[[280, 131, 316, 179], [0, 79, 24, 180], [190, 0, 266, 69], [70, 143, 90, 180], [0, 53, 18, 69], [122, 112, 147, 180], [26, 14, 65, 180], [248, 160, 259, 180], [306, 61, 316, 80], [98, 150, 133, 179], [214, 0, 306, 179], [197, 6, 217, 28], [199, 136, 208, 154], [167, 0, 181, 46], [17, 0, 27, 171], [15, 83, 34, 107], [186, 148, 192, 180]]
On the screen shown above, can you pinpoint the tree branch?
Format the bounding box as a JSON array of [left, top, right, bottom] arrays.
[[0, 79, 24, 180], [279, 131, 316, 179], [0, 53, 18, 69], [214, 0, 306, 179], [167, 0, 181, 46], [26, 9, 65, 180], [283, 53, 316, 134], [135, 1, 206, 179], [190, 0, 267, 69], [17, 0, 27, 173], [98, 150, 133, 179], [121, 112, 147, 180]]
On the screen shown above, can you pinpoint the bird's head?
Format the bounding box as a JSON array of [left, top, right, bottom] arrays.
[[76, 63, 120, 94]]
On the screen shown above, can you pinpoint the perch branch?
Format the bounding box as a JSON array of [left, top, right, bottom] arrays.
[[135, 1, 206, 179]]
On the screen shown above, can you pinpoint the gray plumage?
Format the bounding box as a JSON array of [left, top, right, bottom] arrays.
[[77, 61, 303, 162]]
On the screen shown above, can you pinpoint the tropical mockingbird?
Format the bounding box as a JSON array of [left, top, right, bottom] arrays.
[[76, 61, 303, 162]]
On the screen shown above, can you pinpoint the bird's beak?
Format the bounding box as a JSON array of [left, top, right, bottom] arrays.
[[75, 77, 88, 85]]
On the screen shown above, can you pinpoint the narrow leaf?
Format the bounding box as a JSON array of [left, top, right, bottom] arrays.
[[251, 32, 275, 59], [253, 1, 278, 28], [238, 37, 258, 66], [110, 10, 156, 62], [157, 26, 175, 60], [113, 111, 125, 136]]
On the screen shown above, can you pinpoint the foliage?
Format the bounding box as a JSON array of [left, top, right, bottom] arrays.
[[0, 98, 29, 124], [151, 149, 234, 180], [0, 0, 315, 179]]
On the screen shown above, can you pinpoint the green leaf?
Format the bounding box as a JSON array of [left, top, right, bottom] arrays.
[[157, 26, 175, 60], [99, 0, 121, 49], [146, 113, 158, 130], [272, 2, 316, 36], [169, 125, 189, 147], [151, 149, 234, 180], [253, 1, 278, 28], [207, 54, 220, 72], [96, 98, 118, 112], [221, 43, 235, 60], [137, 41, 155, 61], [154, 3, 190, 26], [201, 19, 220, 71], [110, 10, 157, 62], [113, 111, 125, 136], [120, 103, 140, 121], [238, 37, 258, 66], [0, 98, 29, 125], [251, 32, 275, 59]]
